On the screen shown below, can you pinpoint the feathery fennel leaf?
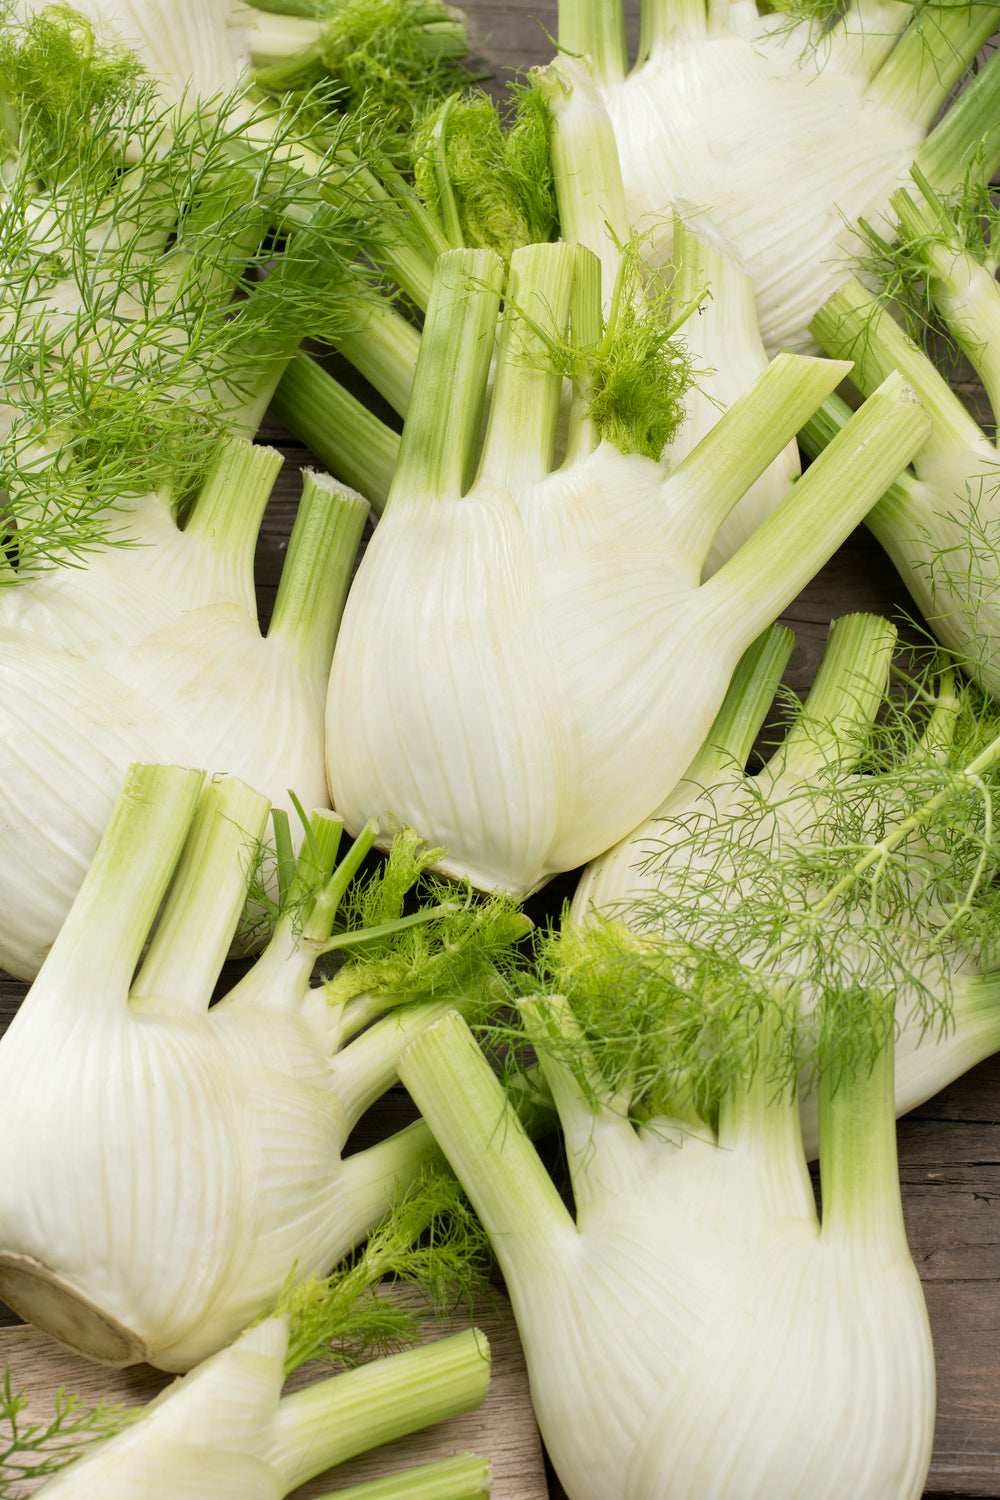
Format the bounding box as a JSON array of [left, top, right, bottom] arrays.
[[0, 1372, 131, 1497]]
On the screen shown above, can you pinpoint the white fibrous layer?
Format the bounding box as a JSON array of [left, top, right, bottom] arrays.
[[600, 21, 923, 352]]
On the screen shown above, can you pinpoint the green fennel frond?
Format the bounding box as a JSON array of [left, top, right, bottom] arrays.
[[531, 237, 695, 460], [253, 0, 473, 150], [0, 1369, 132, 1497], [411, 83, 558, 258], [527, 658, 1000, 1127], [276, 1169, 493, 1374], [324, 849, 531, 1023], [0, 9, 382, 575], [858, 166, 1000, 355]]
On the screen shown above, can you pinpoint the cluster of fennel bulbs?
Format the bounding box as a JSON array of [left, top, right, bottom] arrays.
[[2, 1, 1000, 1497], [391, 611, 1000, 1500], [0, 3, 421, 979]]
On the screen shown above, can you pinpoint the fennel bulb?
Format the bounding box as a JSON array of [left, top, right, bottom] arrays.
[[326, 238, 930, 894], [557, 0, 1000, 352], [0, 438, 367, 979], [808, 174, 1000, 701], [574, 612, 1000, 1155], [31, 1314, 491, 1498], [399, 991, 935, 1500], [0, 762, 525, 1370]]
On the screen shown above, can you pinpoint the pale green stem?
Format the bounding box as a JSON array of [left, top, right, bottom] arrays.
[[867, 1, 1000, 129], [311, 1453, 491, 1500], [270, 1327, 490, 1491], [715, 993, 816, 1223], [760, 613, 898, 785], [561, 244, 605, 463], [182, 437, 284, 617], [811, 277, 990, 454], [267, 471, 369, 677], [335, 1118, 445, 1249], [129, 776, 271, 1015], [539, 58, 630, 303], [557, 0, 629, 84], [423, 94, 469, 250], [640, 0, 709, 51], [917, 43, 1000, 189], [213, 810, 345, 1019], [330, 999, 465, 1130], [701, 372, 931, 648], [24, 765, 203, 1006], [386, 249, 505, 508], [670, 215, 762, 369], [376, 157, 457, 270], [304, 823, 379, 947], [796, 389, 985, 612], [218, 343, 303, 437], [797, 389, 923, 564], [663, 353, 851, 574], [336, 301, 422, 419], [891, 182, 1000, 425], [283, 809, 347, 918], [475, 242, 576, 491], [817, 1014, 905, 1251], [519, 994, 646, 1220], [239, 4, 319, 62], [679, 622, 795, 789], [397, 1011, 579, 1287], [822, 0, 915, 83], [324, 155, 441, 313], [269, 354, 399, 512], [907, 668, 960, 762]]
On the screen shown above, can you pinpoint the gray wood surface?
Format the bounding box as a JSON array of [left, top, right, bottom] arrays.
[[2, 2, 1000, 1497]]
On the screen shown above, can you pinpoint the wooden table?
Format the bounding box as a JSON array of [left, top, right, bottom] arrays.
[[3, 2, 1000, 1496]]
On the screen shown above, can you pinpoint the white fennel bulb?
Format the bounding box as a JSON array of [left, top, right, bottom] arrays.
[[574, 612, 1000, 1155], [326, 238, 929, 894], [33, 1311, 491, 1499], [557, 0, 1000, 351], [0, 763, 526, 1370], [0, 439, 367, 979], [399, 992, 935, 1500]]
